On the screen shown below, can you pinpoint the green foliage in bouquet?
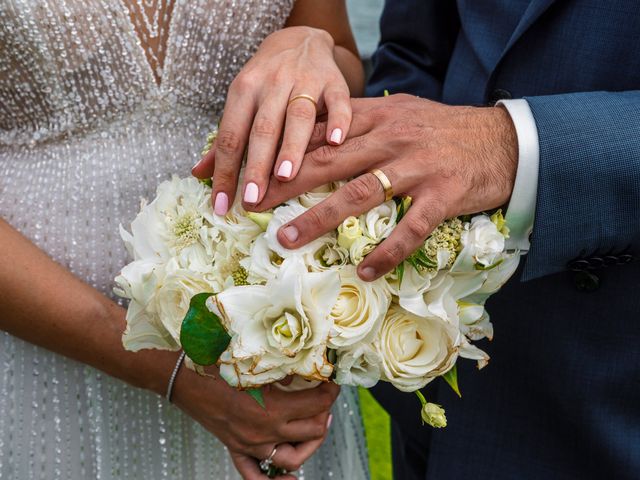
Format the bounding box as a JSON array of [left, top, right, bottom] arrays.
[[180, 293, 230, 365], [180, 293, 267, 407]]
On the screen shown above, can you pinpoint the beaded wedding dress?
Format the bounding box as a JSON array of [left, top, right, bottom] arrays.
[[0, 1, 369, 478]]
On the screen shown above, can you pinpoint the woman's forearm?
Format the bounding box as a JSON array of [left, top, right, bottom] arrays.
[[0, 218, 176, 395]]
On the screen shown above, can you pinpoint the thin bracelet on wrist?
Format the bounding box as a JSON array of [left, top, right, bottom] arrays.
[[166, 351, 186, 402]]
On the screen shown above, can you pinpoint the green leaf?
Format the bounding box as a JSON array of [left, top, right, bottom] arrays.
[[442, 365, 462, 398], [396, 261, 405, 286], [180, 293, 231, 366], [383, 89, 390, 97], [246, 388, 266, 409]]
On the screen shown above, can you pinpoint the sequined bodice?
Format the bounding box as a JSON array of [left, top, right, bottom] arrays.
[[0, 0, 292, 146], [0, 2, 369, 478]]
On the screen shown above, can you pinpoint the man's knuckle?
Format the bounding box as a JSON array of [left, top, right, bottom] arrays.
[[308, 145, 337, 167], [344, 175, 377, 205], [381, 242, 405, 265], [304, 204, 336, 231], [405, 216, 430, 240]]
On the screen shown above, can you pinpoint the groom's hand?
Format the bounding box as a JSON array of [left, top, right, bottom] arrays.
[[251, 94, 518, 281]]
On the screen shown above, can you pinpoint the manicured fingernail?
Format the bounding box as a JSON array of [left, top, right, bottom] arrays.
[[360, 266, 376, 281], [281, 225, 299, 243], [244, 182, 259, 204], [214, 192, 229, 216], [277, 160, 293, 179], [330, 128, 343, 144], [326, 414, 333, 429]]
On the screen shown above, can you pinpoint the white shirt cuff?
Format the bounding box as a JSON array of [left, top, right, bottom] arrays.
[[497, 99, 539, 254]]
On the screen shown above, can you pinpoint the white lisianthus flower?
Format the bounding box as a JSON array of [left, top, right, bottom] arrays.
[[296, 183, 339, 208], [305, 238, 350, 272], [459, 337, 490, 369], [116, 260, 179, 351], [265, 201, 335, 259], [385, 266, 439, 318], [423, 273, 486, 326], [349, 235, 376, 265], [207, 257, 340, 387], [239, 233, 282, 284], [458, 301, 494, 341], [335, 343, 382, 388], [376, 305, 459, 392], [119, 176, 218, 269], [328, 266, 390, 348], [212, 194, 263, 257], [457, 215, 505, 268], [147, 258, 220, 345], [337, 216, 364, 249], [363, 200, 397, 243]]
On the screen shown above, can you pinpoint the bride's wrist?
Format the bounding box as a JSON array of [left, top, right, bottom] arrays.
[[272, 25, 334, 50], [98, 300, 181, 396]]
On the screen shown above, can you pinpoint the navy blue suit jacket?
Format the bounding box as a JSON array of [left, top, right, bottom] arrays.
[[367, 1, 640, 479]]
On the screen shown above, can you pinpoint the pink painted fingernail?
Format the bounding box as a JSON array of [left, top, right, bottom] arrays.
[[326, 414, 333, 429], [281, 225, 299, 243], [330, 128, 343, 144], [360, 266, 376, 281], [244, 182, 259, 204], [277, 160, 293, 179], [214, 192, 229, 216]]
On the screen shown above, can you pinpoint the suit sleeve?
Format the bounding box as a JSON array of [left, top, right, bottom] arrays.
[[521, 90, 640, 280], [365, 0, 460, 100]]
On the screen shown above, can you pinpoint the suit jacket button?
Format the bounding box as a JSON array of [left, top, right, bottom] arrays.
[[489, 88, 512, 104], [574, 271, 600, 292]]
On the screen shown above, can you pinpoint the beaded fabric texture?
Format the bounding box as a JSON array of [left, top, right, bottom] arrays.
[[0, 1, 370, 479]]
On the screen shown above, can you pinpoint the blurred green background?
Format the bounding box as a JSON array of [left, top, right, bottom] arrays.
[[359, 388, 392, 480]]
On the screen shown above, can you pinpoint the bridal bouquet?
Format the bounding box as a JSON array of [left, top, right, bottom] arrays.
[[115, 134, 520, 427]]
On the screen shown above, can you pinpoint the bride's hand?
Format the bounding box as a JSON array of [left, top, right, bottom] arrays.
[[192, 26, 354, 214], [172, 364, 338, 478]]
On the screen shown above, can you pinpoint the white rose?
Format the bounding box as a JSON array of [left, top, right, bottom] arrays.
[[363, 200, 397, 242], [208, 256, 340, 387], [335, 343, 382, 388], [337, 216, 364, 249], [349, 235, 376, 265], [376, 305, 459, 392], [328, 266, 390, 348], [120, 176, 218, 268], [265, 201, 335, 259], [457, 215, 505, 268]]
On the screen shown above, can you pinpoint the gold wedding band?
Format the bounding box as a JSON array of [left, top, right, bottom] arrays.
[[288, 94, 318, 109], [369, 168, 394, 202]]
